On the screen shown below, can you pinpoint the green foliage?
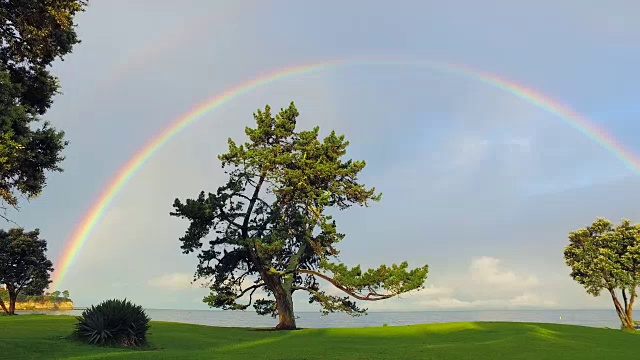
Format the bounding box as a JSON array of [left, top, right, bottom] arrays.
[[0, 70, 67, 210], [0, 228, 53, 314], [0, 0, 87, 210], [63, 290, 70, 299], [318, 260, 429, 299], [0, 288, 70, 303], [73, 299, 151, 347], [565, 218, 640, 329], [0, 1, 88, 68], [0, 0, 87, 115], [171, 102, 429, 329]]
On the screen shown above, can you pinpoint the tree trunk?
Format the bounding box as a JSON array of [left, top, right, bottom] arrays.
[[609, 288, 634, 329], [0, 298, 8, 314], [274, 287, 296, 330], [626, 308, 634, 327], [615, 307, 633, 329], [8, 295, 16, 315], [626, 292, 635, 328], [5, 286, 18, 315], [261, 273, 297, 330]]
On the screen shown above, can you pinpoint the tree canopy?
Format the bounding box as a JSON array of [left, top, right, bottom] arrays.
[[171, 102, 429, 330], [0, 288, 70, 303], [0, 228, 54, 314], [564, 217, 640, 329], [0, 0, 87, 215]]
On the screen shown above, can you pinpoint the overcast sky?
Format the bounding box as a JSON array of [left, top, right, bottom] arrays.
[[6, 0, 640, 312]]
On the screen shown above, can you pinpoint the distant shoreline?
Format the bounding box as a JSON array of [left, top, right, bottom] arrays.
[[12, 301, 73, 311]]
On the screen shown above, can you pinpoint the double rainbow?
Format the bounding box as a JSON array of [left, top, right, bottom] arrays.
[[49, 58, 638, 289]]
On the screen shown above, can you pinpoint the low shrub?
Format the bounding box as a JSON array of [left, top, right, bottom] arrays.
[[73, 299, 151, 347]]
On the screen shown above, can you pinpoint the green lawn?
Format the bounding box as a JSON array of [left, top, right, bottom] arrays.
[[1, 315, 638, 359]]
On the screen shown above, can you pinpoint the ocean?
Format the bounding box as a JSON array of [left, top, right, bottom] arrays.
[[19, 309, 625, 329]]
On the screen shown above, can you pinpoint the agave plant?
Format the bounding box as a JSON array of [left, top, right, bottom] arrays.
[[73, 299, 151, 347]]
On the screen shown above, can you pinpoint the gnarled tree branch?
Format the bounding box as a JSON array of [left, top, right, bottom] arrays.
[[236, 283, 265, 300], [297, 269, 394, 301]]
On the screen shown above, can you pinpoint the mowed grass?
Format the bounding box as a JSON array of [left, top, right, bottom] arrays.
[[1, 315, 639, 359]]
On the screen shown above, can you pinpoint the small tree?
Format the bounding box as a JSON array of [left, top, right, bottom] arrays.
[[0, 228, 54, 314], [171, 102, 429, 330], [62, 290, 70, 300], [564, 218, 640, 330], [50, 290, 61, 302]]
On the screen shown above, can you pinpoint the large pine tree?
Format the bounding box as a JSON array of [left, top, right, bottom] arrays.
[[171, 102, 429, 330]]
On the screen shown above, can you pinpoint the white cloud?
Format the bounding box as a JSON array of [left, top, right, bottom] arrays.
[[148, 273, 199, 290], [417, 297, 475, 309], [409, 294, 556, 310], [470, 256, 539, 289], [417, 285, 455, 298], [509, 293, 556, 307], [364, 256, 554, 311]]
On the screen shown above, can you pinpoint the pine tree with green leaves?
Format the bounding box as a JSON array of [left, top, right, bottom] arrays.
[[171, 102, 429, 330]]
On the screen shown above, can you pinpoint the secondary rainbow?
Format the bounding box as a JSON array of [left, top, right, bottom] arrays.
[[50, 57, 640, 289], [94, 8, 255, 95]]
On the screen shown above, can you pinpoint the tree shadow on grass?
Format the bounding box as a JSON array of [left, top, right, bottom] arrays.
[[213, 322, 499, 355], [44, 321, 640, 359], [248, 327, 306, 331], [217, 321, 640, 356]]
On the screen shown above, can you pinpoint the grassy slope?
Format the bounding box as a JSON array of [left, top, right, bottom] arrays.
[[1, 315, 638, 359]]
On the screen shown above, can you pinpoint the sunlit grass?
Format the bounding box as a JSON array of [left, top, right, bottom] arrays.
[[1, 315, 638, 359]]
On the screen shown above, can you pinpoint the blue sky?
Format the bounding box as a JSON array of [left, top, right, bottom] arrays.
[[5, 0, 640, 311]]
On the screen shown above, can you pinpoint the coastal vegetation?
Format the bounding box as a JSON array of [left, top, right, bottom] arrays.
[[1, 315, 640, 359], [564, 218, 640, 330], [170, 102, 429, 330], [0, 289, 73, 311]]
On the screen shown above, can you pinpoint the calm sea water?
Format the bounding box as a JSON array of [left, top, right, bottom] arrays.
[[19, 309, 625, 329]]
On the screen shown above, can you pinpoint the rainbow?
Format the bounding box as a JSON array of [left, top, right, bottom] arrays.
[[91, 3, 257, 95], [93, 13, 219, 95], [49, 58, 639, 289]]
